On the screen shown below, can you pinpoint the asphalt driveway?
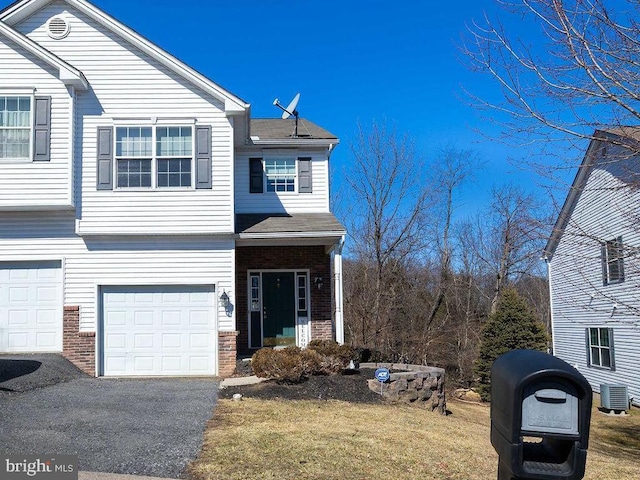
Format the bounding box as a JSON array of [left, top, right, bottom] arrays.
[[0, 355, 218, 479]]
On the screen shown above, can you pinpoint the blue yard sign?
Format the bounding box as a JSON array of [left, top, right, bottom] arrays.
[[375, 367, 390, 383]]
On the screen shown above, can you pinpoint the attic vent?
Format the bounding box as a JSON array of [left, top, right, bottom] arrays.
[[47, 16, 70, 39]]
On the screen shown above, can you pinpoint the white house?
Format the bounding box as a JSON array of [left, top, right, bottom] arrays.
[[544, 128, 640, 407], [0, 0, 345, 377]]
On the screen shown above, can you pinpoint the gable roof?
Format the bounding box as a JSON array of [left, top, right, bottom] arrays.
[[0, 20, 88, 89], [544, 128, 640, 259], [249, 118, 339, 147], [0, 0, 249, 114]]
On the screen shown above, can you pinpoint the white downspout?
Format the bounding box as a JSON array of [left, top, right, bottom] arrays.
[[545, 256, 556, 356], [334, 235, 345, 344]]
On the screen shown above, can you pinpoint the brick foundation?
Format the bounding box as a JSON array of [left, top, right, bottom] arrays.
[[62, 306, 96, 376], [236, 245, 333, 355], [218, 331, 238, 377]]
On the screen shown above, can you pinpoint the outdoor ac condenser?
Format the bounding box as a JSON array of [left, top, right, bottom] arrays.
[[600, 384, 629, 411]]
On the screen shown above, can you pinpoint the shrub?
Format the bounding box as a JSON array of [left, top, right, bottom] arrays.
[[474, 288, 549, 401], [251, 347, 322, 384]]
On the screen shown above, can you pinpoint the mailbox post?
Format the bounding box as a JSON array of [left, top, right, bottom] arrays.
[[490, 350, 592, 480]]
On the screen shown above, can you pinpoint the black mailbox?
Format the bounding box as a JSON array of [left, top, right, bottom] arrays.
[[491, 350, 592, 480]]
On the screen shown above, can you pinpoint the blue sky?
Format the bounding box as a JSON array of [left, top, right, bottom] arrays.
[[19, 0, 578, 215]]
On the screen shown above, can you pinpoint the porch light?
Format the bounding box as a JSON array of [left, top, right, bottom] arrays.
[[314, 277, 323, 290], [220, 290, 230, 308]]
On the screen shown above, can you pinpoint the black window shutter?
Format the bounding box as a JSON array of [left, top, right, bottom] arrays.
[[608, 328, 616, 371], [249, 158, 263, 193], [33, 96, 51, 162], [585, 328, 591, 367], [298, 157, 312, 193], [96, 127, 113, 190], [617, 236, 625, 283], [601, 244, 608, 286], [195, 126, 212, 189]]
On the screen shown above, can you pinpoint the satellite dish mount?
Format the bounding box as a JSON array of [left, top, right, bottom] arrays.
[[273, 93, 301, 137]]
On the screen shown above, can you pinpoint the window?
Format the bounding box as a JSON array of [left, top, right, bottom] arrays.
[[602, 237, 624, 285], [115, 126, 193, 189], [587, 327, 615, 370], [249, 157, 312, 194], [265, 158, 296, 192], [297, 274, 308, 316], [0, 96, 31, 160], [116, 127, 152, 188]]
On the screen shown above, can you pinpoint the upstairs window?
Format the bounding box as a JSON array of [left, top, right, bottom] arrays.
[[114, 126, 193, 189], [265, 158, 296, 192], [97, 124, 211, 191], [586, 327, 615, 370], [156, 127, 193, 188], [602, 236, 624, 285], [249, 156, 312, 194], [0, 96, 31, 160], [116, 127, 152, 188]]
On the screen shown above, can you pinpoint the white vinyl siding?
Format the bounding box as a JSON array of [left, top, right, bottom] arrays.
[[15, 2, 234, 234], [235, 150, 330, 214], [0, 41, 72, 209], [0, 213, 236, 334], [549, 144, 640, 407]]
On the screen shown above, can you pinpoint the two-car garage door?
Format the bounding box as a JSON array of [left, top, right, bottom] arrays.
[[101, 285, 217, 376]]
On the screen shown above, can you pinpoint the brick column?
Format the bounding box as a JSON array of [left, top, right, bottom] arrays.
[[218, 331, 238, 377], [62, 306, 96, 376]]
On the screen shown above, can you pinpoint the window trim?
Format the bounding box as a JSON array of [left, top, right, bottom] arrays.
[[0, 94, 34, 162], [586, 327, 615, 370], [114, 125, 195, 190], [602, 236, 625, 285]]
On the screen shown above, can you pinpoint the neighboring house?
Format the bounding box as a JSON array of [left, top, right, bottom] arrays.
[[0, 0, 345, 377], [544, 128, 640, 407]]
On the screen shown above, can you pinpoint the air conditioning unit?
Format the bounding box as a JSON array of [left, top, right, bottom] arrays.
[[600, 384, 629, 411]]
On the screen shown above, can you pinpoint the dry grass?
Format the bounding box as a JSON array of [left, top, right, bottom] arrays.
[[188, 396, 640, 480]]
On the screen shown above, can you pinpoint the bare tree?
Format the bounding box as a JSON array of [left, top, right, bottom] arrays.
[[475, 184, 548, 314], [426, 146, 479, 327], [463, 0, 640, 159], [342, 122, 435, 351]]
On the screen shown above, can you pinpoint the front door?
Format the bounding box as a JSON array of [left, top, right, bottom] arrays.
[[262, 272, 295, 347]]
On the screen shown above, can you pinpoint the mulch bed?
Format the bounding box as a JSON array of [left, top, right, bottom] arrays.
[[218, 368, 385, 404]]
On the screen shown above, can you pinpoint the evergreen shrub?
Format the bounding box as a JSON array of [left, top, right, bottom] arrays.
[[474, 288, 549, 401]]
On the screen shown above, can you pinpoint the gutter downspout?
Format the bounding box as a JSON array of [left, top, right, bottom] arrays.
[[334, 235, 345, 344], [544, 256, 556, 356]]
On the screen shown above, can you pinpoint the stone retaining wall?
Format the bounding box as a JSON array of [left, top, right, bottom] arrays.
[[362, 362, 446, 414]]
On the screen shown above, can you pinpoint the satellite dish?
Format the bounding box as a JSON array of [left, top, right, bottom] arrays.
[[273, 93, 301, 136]]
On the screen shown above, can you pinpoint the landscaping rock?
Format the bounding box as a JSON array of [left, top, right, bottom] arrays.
[[364, 363, 446, 413]]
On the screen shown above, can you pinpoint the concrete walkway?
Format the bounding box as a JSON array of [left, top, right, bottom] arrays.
[[219, 375, 265, 388]]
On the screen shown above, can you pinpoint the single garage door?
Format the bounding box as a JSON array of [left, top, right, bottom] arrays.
[[101, 285, 217, 376], [0, 261, 63, 353]]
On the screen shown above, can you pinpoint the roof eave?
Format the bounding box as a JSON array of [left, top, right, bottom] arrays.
[[239, 230, 346, 240], [248, 138, 340, 147], [544, 135, 605, 259], [0, 21, 88, 90]]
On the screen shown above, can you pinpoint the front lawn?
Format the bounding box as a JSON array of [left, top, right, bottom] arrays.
[[189, 396, 639, 480]]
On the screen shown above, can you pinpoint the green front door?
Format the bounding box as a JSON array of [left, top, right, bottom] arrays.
[[262, 272, 296, 347]]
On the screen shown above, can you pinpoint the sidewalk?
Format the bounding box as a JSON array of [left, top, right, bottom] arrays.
[[79, 473, 177, 480]]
